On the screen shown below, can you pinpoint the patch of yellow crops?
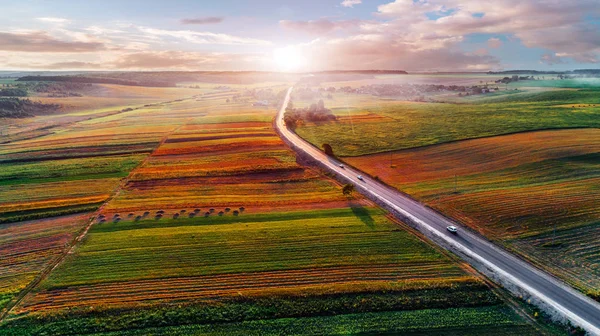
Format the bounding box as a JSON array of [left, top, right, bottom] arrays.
[[1, 195, 109, 213], [0, 179, 119, 204]]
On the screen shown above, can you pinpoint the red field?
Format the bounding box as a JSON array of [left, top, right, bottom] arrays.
[[346, 128, 600, 296], [346, 128, 600, 185]]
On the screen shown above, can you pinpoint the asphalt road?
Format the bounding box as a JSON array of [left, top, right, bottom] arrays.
[[275, 87, 600, 335]]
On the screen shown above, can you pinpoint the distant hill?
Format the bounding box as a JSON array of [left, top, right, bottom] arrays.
[[488, 69, 600, 75], [314, 70, 408, 75], [16, 75, 175, 87], [0, 98, 60, 118]]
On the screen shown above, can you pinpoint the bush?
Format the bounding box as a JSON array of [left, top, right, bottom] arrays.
[[0, 88, 28, 97]]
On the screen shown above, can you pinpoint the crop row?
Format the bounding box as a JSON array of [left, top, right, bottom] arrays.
[[431, 177, 599, 238], [0, 213, 91, 310], [346, 128, 600, 185], [21, 264, 472, 313], [99, 306, 533, 336], [296, 92, 600, 156]]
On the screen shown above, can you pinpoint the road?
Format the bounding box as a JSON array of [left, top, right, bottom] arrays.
[[275, 87, 600, 335]]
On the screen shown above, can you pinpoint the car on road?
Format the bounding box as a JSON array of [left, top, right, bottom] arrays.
[[357, 175, 364, 181], [339, 164, 345, 168], [446, 226, 458, 234]]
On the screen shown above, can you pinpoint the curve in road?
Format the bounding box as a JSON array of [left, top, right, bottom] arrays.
[[275, 87, 600, 335]]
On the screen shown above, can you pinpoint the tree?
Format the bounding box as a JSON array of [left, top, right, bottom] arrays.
[[286, 100, 294, 112], [322, 143, 334, 156], [342, 184, 355, 196], [284, 115, 297, 129], [317, 99, 325, 111]]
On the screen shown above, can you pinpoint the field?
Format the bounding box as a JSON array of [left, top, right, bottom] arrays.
[[294, 88, 600, 156], [0, 214, 91, 311], [0, 106, 178, 223], [293, 84, 600, 301], [0, 81, 553, 335], [0, 85, 207, 314]]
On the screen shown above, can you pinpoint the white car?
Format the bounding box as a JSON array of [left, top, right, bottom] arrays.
[[357, 175, 364, 181], [339, 164, 345, 169], [447, 226, 458, 234]]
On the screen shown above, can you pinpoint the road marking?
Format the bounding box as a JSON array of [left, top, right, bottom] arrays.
[[275, 86, 600, 335]]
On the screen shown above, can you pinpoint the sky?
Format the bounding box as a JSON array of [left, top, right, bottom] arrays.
[[0, 0, 599, 72]]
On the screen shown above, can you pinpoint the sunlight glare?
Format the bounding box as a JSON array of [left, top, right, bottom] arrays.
[[273, 46, 306, 72]]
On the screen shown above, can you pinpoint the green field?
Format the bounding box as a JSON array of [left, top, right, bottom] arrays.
[[0, 79, 569, 335], [3, 207, 544, 335], [0, 154, 145, 186], [313, 83, 600, 302], [41, 208, 468, 287], [510, 78, 600, 89], [2, 306, 540, 336], [295, 88, 600, 156]]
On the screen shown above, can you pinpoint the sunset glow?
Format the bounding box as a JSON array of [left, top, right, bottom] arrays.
[[0, 0, 598, 72], [273, 46, 306, 72]]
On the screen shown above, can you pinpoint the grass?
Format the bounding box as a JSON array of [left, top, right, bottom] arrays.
[[0, 213, 92, 311], [305, 81, 600, 304], [345, 129, 600, 300], [0, 84, 279, 318], [513, 220, 600, 297], [295, 88, 600, 156], [510, 78, 600, 89], [2, 305, 539, 336], [8, 205, 531, 334], [0, 201, 105, 224], [0, 155, 145, 186], [0, 81, 559, 335], [0, 154, 146, 223], [103, 120, 350, 213], [39, 207, 461, 288]]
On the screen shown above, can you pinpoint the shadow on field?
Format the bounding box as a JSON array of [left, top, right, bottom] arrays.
[[350, 202, 375, 229]]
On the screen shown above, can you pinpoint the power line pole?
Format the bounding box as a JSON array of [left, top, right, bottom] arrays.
[[454, 174, 457, 194]]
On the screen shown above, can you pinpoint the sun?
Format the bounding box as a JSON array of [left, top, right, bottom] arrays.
[[273, 46, 306, 72]]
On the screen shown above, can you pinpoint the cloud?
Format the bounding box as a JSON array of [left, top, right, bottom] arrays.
[[279, 19, 361, 35], [539, 53, 566, 66], [113, 51, 202, 69], [557, 52, 598, 64], [36, 17, 71, 24], [84, 26, 125, 35], [111, 51, 268, 70], [181, 17, 224, 25], [4, 0, 599, 71], [373, 0, 600, 65], [487, 37, 502, 48], [473, 48, 489, 56], [8, 61, 104, 70], [137, 26, 271, 45], [0, 31, 104, 52], [341, 0, 361, 8], [296, 35, 500, 71], [516, 24, 600, 55]]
